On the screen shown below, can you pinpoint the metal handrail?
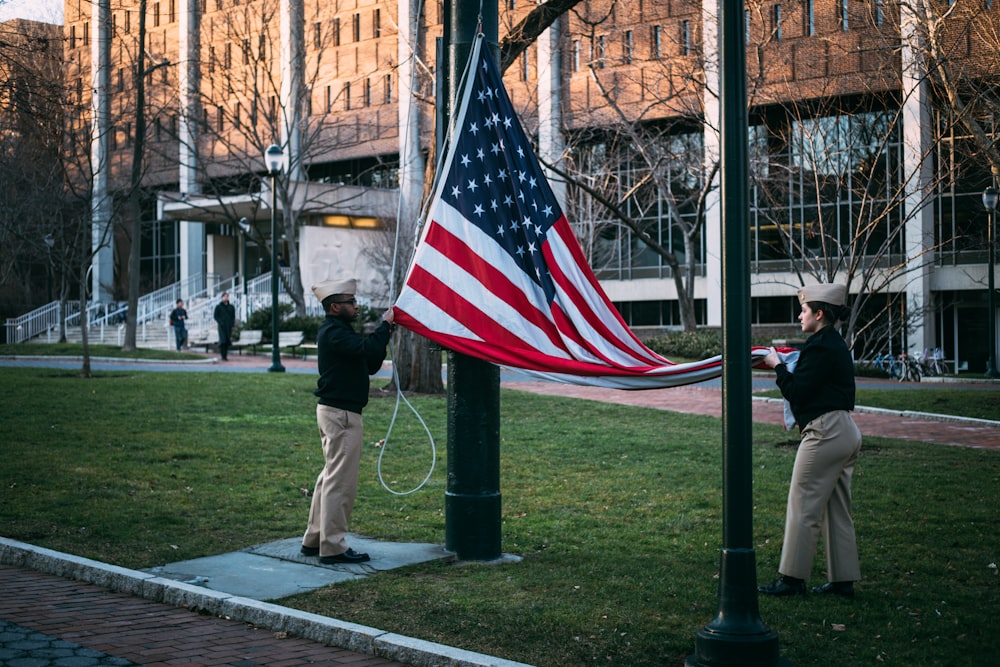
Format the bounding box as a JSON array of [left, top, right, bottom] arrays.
[[4, 270, 315, 345]]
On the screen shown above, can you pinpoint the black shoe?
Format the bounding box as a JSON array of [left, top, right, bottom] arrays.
[[758, 576, 806, 597], [300, 545, 319, 557], [319, 548, 370, 564], [812, 581, 855, 598]]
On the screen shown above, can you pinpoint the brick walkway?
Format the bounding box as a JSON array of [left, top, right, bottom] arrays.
[[504, 380, 1000, 450], [0, 566, 406, 667]]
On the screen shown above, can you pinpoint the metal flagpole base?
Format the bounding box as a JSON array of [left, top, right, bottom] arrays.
[[685, 548, 793, 667]]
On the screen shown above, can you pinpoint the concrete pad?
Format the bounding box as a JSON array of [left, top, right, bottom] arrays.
[[147, 551, 360, 600], [145, 535, 453, 601], [247, 535, 452, 572]]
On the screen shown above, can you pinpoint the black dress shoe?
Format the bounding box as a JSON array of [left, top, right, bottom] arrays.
[[812, 581, 855, 598], [300, 545, 319, 557], [758, 576, 806, 597], [319, 548, 370, 564]]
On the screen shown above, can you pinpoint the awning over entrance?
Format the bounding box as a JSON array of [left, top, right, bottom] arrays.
[[157, 181, 399, 227]]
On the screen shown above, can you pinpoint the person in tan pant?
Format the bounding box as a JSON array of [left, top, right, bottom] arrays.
[[760, 283, 861, 598], [300, 278, 393, 565]]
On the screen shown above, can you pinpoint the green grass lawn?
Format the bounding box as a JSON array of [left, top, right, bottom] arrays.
[[1, 364, 998, 666]]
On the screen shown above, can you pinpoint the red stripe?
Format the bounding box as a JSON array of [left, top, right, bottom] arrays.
[[422, 221, 567, 348], [544, 219, 668, 365]]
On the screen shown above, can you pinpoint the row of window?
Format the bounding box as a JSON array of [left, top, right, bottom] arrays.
[[312, 10, 382, 49], [571, 23, 695, 71], [69, 1, 176, 49], [563, 0, 904, 71]]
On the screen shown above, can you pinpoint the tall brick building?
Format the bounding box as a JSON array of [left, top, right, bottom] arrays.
[[57, 0, 1000, 369]]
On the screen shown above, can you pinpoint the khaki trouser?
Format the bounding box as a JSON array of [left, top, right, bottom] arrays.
[[779, 410, 862, 582], [302, 405, 363, 557]]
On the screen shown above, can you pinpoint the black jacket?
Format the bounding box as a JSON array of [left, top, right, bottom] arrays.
[[774, 324, 855, 429], [314, 316, 391, 414], [213, 302, 236, 341]]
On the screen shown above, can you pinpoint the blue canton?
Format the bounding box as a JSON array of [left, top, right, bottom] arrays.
[[443, 48, 562, 301]]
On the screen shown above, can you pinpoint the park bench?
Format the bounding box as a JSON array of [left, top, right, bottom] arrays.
[[189, 328, 219, 352], [263, 331, 305, 358], [230, 329, 263, 355]]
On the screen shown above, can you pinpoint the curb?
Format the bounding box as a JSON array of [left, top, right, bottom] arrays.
[[752, 396, 1000, 428], [0, 537, 531, 667], [0, 354, 218, 365]]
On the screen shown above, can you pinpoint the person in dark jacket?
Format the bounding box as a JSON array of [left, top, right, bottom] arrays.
[[759, 283, 862, 598], [169, 299, 188, 351], [213, 292, 236, 360], [300, 278, 393, 565]]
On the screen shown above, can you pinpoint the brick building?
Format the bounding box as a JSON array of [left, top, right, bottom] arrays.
[[55, 0, 1000, 368]]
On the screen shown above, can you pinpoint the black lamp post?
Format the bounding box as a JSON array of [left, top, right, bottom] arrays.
[[265, 144, 286, 373], [43, 233, 55, 304], [982, 187, 999, 378]]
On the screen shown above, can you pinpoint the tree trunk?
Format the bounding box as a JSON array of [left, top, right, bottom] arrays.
[[390, 328, 444, 394]]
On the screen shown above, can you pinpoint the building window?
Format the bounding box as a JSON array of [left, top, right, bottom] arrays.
[[680, 20, 690, 55], [69, 24, 76, 50], [169, 0, 175, 23], [364, 78, 371, 106], [804, 0, 814, 36], [83, 21, 89, 46], [325, 85, 332, 112], [314, 22, 321, 48], [352, 13, 360, 42], [373, 8, 381, 38], [243, 38, 250, 64], [572, 39, 580, 72], [875, 0, 884, 25], [154, 2, 160, 28], [224, 42, 231, 69], [773, 5, 782, 41], [521, 50, 530, 80], [596, 35, 606, 68], [745, 10, 751, 41], [623, 30, 633, 64], [125, 11, 131, 33], [344, 81, 351, 110], [384, 73, 392, 103], [840, 0, 849, 30], [216, 106, 224, 132], [234, 102, 241, 129], [333, 17, 340, 46], [652, 25, 662, 59], [117, 68, 125, 93]]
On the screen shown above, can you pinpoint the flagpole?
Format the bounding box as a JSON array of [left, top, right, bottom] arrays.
[[687, 0, 789, 664], [441, 0, 503, 561]]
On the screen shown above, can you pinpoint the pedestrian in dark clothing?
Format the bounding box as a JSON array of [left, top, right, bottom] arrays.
[[169, 299, 188, 351], [213, 292, 236, 360], [299, 278, 394, 565]]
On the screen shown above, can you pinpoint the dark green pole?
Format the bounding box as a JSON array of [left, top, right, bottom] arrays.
[[687, 1, 788, 665], [442, 0, 502, 561]]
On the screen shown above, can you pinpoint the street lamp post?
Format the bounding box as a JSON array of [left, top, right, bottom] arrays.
[[982, 187, 999, 378], [43, 233, 55, 304], [238, 217, 251, 322], [265, 144, 286, 373]]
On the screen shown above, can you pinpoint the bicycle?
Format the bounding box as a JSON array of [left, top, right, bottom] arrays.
[[872, 352, 901, 380], [896, 352, 922, 382]]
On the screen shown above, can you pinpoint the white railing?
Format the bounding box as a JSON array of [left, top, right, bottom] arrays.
[[4, 269, 320, 346], [4, 301, 79, 344]]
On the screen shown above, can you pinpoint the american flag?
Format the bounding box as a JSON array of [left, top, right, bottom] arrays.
[[393, 35, 766, 388]]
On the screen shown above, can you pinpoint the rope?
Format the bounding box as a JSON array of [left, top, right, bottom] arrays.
[[375, 18, 488, 496]]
